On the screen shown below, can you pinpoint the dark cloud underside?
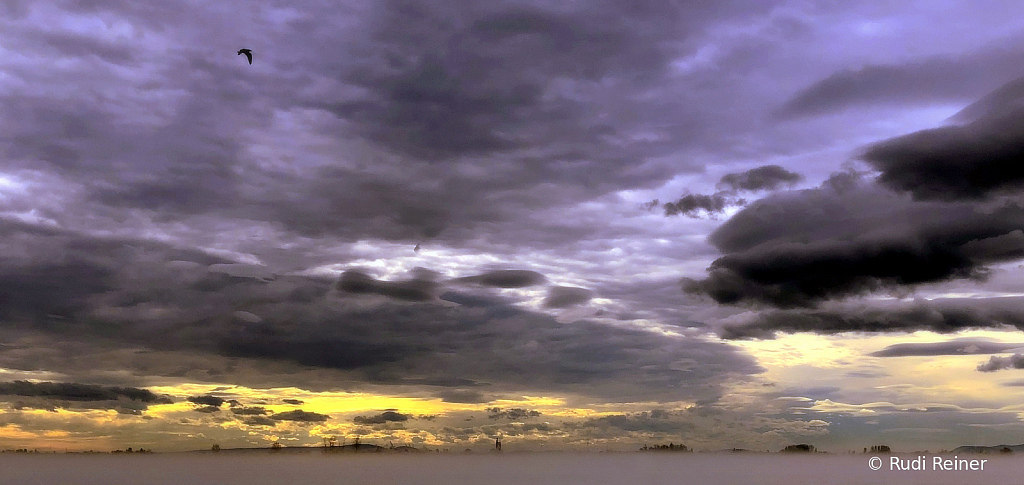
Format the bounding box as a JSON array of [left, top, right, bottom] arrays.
[[686, 173, 1024, 308], [977, 354, 1024, 372], [0, 381, 167, 403], [863, 107, 1024, 201], [272, 409, 330, 422], [0, 220, 761, 402], [543, 286, 593, 308], [715, 297, 1024, 339], [353, 410, 410, 424], [454, 270, 547, 288], [870, 338, 1024, 357], [664, 193, 737, 218], [717, 165, 803, 192]]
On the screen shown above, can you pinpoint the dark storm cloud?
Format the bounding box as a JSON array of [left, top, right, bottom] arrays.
[[0, 217, 762, 402], [775, 49, 1024, 119], [332, 0, 775, 160], [282, 399, 303, 405], [187, 395, 225, 407], [870, 338, 1024, 357], [663, 192, 738, 218], [487, 407, 540, 420], [0, 381, 169, 404], [717, 165, 804, 192], [230, 406, 267, 416], [863, 104, 1024, 201], [353, 411, 410, 424], [662, 165, 802, 219], [0, 218, 230, 322], [715, 298, 1024, 339], [543, 286, 593, 309], [977, 354, 1024, 372], [337, 270, 439, 302], [685, 172, 1024, 307], [686, 77, 1024, 310], [0, 0, 783, 246], [272, 410, 330, 423], [454, 270, 547, 288], [242, 416, 277, 427]]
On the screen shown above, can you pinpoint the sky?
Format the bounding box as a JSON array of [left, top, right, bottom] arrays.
[[3, 0, 1024, 453]]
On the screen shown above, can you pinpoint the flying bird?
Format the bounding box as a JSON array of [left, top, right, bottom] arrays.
[[237, 48, 252, 65]]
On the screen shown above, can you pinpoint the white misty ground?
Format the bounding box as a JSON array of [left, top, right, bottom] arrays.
[[0, 453, 1013, 485]]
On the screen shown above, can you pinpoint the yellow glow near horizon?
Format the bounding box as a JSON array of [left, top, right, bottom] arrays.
[[732, 329, 1024, 411]]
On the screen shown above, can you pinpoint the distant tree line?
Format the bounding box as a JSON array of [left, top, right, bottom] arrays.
[[639, 443, 690, 452]]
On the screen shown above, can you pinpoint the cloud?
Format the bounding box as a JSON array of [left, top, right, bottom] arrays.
[[715, 298, 1024, 339], [977, 354, 1024, 372], [774, 49, 1024, 119], [353, 411, 410, 425], [870, 338, 1024, 357], [0, 0, 785, 248], [242, 416, 277, 427], [863, 106, 1024, 201], [0, 381, 171, 412], [282, 399, 303, 405], [230, 406, 267, 416], [543, 286, 593, 308], [328, 0, 775, 162], [717, 165, 804, 192], [271, 410, 330, 423], [337, 270, 439, 302], [454, 270, 547, 288], [662, 165, 802, 219], [0, 214, 762, 403], [186, 395, 225, 408], [685, 172, 1024, 307], [664, 192, 740, 218], [487, 407, 541, 420]]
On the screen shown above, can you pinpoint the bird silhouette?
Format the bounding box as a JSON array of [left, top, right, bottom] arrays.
[[237, 48, 252, 65]]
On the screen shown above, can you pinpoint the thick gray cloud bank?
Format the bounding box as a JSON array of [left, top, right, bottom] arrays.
[[715, 298, 1024, 340], [0, 380, 171, 413], [0, 381, 168, 404], [864, 106, 1024, 201], [687, 77, 1024, 312], [686, 173, 1024, 307], [0, 220, 762, 402], [0, 0, 786, 247]]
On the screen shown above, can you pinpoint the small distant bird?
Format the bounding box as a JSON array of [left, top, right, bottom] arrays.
[[414, 244, 421, 252], [237, 48, 252, 65]]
